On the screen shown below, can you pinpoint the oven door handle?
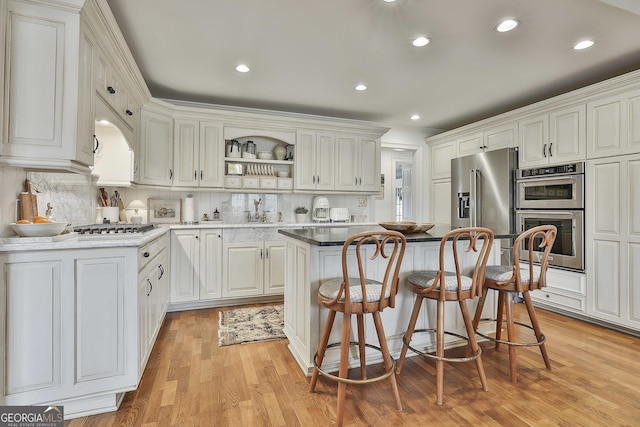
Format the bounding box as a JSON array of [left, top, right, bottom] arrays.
[[469, 169, 477, 227]]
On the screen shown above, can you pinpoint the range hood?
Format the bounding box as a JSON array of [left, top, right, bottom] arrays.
[[91, 96, 134, 186]]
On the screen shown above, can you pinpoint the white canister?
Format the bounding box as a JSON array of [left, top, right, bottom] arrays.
[[183, 195, 195, 223], [102, 206, 120, 223]]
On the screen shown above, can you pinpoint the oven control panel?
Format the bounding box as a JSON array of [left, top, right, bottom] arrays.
[[518, 162, 584, 179]]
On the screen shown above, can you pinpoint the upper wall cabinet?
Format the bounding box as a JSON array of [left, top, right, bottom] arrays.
[[295, 130, 335, 191], [138, 108, 174, 186], [457, 123, 518, 157], [519, 105, 585, 168], [430, 139, 456, 180], [1, 1, 93, 172], [95, 48, 139, 131], [173, 119, 224, 188], [587, 89, 640, 159], [335, 133, 380, 192]]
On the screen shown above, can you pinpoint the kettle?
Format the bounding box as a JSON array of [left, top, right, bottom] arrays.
[[244, 140, 256, 155], [225, 139, 241, 158]]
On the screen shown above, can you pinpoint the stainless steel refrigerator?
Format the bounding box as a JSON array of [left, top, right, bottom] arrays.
[[450, 147, 518, 236]]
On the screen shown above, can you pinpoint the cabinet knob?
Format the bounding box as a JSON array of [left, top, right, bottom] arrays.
[[195, 235, 199, 239], [125, 109, 133, 116], [107, 86, 116, 94], [143, 252, 150, 258]]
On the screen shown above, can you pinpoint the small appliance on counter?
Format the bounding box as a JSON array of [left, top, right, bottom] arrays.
[[312, 196, 330, 222], [329, 208, 350, 223]]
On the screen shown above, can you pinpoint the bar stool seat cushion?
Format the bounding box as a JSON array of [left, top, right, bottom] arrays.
[[485, 265, 541, 284], [319, 277, 389, 303], [408, 270, 471, 291]]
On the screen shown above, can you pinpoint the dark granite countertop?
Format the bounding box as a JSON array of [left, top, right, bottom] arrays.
[[278, 224, 518, 246]]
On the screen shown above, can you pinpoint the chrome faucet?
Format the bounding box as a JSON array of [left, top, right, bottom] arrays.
[[254, 198, 262, 221]]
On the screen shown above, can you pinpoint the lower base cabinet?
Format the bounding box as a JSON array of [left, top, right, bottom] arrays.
[[530, 267, 586, 314], [0, 233, 169, 419], [222, 240, 285, 298]]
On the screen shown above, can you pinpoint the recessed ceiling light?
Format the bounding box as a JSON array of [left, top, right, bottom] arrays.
[[383, 0, 396, 3], [355, 84, 368, 91], [496, 19, 519, 33], [574, 40, 594, 50], [412, 37, 430, 47], [235, 64, 250, 73], [410, 114, 421, 120]]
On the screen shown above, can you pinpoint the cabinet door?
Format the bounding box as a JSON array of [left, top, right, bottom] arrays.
[[223, 242, 264, 298], [139, 109, 174, 186], [457, 133, 483, 157], [76, 256, 126, 382], [430, 179, 451, 225], [549, 105, 585, 164], [199, 121, 224, 188], [138, 265, 151, 374], [316, 132, 335, 190], [295, 130, 317, 190], [519, 114, 549, 168], [358, 137, 380, 192], [3, 257, 62, 394], [484, 123, 517, 151], [3, 2, 80, 162], [200, 230, 223, 300], [335, 134, 359, 191], [170, 230, 200, 302], [76, 22, 96, 166], [173, 119, 199, 187], [587, 91, 640, 158], [265, 242, 285, 295], [430, 141, 456, 180]]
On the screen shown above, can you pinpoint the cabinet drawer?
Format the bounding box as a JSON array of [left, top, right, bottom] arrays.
[[225, 176, 242, 188], [531, 288, 585, 312], [277, 177, 293, 189], [139, 238, 163, 270], [260, 177, 277, 189], [243, 176, 259, 188]]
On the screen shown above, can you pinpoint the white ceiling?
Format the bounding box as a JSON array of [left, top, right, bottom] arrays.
[[106, 0, 640, 135]]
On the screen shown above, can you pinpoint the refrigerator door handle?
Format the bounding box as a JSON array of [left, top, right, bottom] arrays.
[[469, 169, 477, 227]]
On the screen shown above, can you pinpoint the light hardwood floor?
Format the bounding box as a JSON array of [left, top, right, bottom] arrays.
[[67, 303, 640, 426]]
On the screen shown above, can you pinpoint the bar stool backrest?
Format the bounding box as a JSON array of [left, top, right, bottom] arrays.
[[512, 225, 557, 291]]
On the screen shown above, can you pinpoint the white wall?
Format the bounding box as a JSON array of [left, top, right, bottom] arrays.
[[0, 166, 26, 237]]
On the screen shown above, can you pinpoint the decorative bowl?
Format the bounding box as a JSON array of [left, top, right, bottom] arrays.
[[11, 221, 68, 237], [257, 151, 273, 160], [277, 171, 290, 178], [379, 221, 435, 234]]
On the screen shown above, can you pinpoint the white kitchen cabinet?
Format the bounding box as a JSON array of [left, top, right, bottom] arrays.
[[139, 108, 174, 186], [1, 0, 93, 172], [170, 229, 223, 302], [174, 119, 224, 188], [222, 240, 285, 298], [295, 130, 335, 191], [586, 90, 640, 159], [0, 246, 141, 415], [530, 267, 586, 314], [430, 140, 456, 180], [138, 234, 169, 373], [457, 123, 518, 157], [335, 133, 380, 192], [586, 154, 640, 330], [519, 105, 585, 168], [430, 179, 451, 225]]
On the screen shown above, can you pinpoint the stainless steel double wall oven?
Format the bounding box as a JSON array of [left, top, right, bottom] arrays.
[[516, 162, 585, 271]]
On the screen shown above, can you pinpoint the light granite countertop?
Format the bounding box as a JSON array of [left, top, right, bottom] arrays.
[[0, 221, 377, 252]]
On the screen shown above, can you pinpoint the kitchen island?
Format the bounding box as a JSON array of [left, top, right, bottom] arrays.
[[279, 225, 513, 376]]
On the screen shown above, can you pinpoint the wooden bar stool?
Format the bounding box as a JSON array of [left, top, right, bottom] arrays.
[[472, 225, 557, 383], [308, 230, 406, 427], [396, 227, 494, 406]]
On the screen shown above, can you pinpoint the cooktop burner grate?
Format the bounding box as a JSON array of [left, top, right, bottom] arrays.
[[73, 223, 156, 235]]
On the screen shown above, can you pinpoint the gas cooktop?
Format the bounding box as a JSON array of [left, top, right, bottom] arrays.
[[73, 223, 156, 235]]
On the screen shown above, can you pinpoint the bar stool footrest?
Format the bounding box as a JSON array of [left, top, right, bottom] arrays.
[[476, 319, 547, 347], [313, 342, 397, 385], [402, 329, 481, 363]]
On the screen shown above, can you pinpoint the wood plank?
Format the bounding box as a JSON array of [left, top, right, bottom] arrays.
[[67, 303, 640, 426]]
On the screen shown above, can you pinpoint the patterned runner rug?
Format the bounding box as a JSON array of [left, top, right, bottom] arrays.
[[218, 303, 286, 346]]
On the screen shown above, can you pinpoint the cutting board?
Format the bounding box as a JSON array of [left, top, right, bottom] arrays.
[[20, 179, 38, 221]]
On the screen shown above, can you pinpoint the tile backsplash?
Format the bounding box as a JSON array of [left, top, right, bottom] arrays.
[[0, 167, 373, 231]]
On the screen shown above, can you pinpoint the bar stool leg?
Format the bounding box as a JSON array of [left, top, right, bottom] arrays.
[[372, 311, 402, 411], [356, 314, 367, 379], [522, 291, 551, 369], [460, 301, 488, 392], [495, 291, 506, 350], [435, 299, 445, 406], [472, 287, 489, 331], [336, 312, 352, 427], [396, 295, 424, 374], [309, 309, 336, 392], [503, 291, 518, 383]]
